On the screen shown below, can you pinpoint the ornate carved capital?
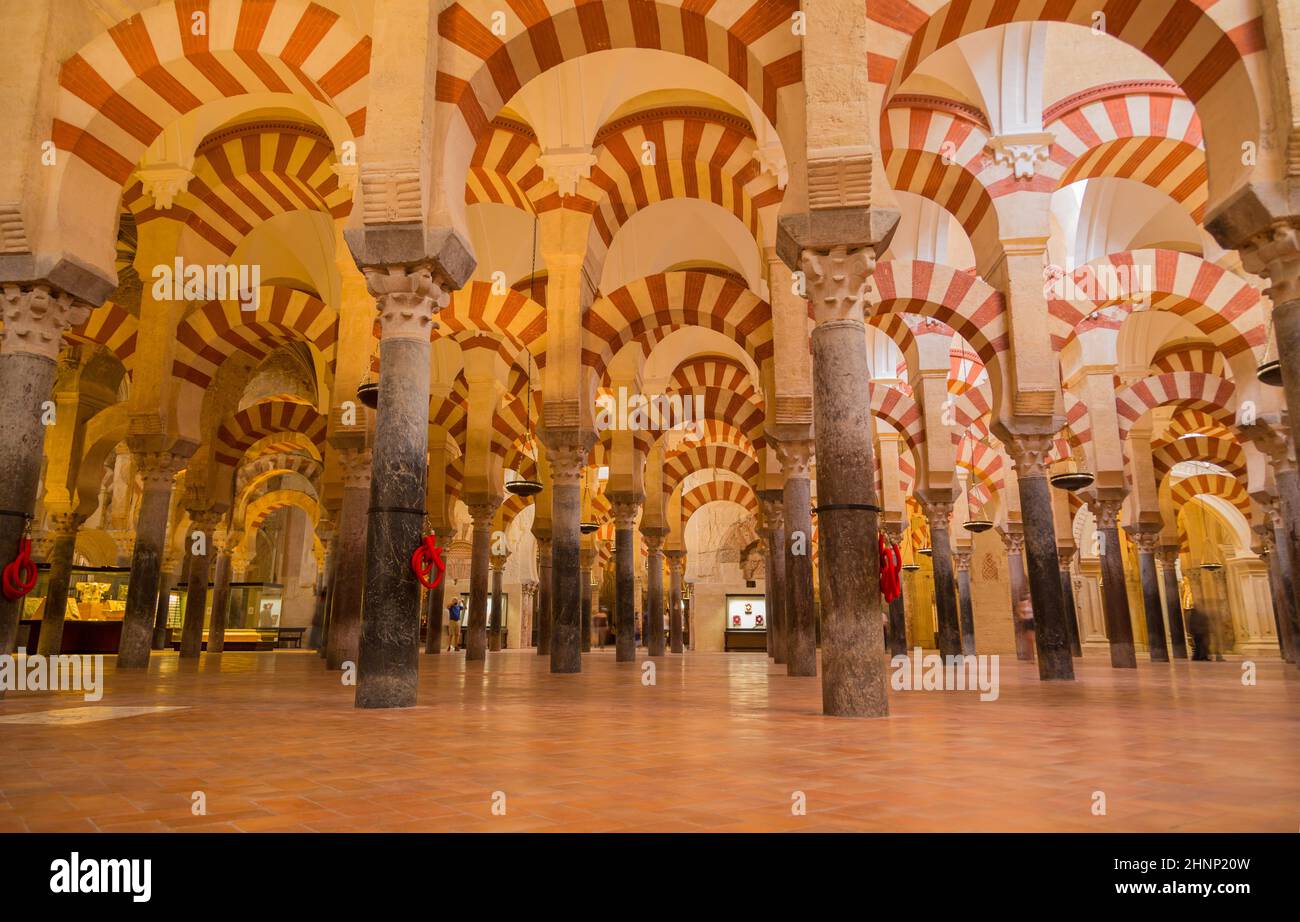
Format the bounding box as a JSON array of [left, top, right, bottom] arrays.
[[1156, 546, 1181, 568], [364, 264, 450, 341], [545, 443, 587, 485], [921, 500, 954, 525], [468, 498, 501, 528], [1127, 528, 1162, 555], [337, 448, 372, 490], [642, 531, 665, 555], [987, 132, 1054, 180], [665, 550, 686, 573], [775, 438, 815, 480], [133, 451, 187, 490], [1001, 531, 1025, 554], [954, 550, 972, 573], [490, 553, 508, 571], [759, 493, 785, 532], [610, 496, 642, 530], [1004, 434, 1056, 479], [45, 511, 84, 540], [134, 163, 194, 210], [800, 245, 876, 325], [1090, 499, 1125, 528], [0, 284, 92, 360], [537, 146, 597, 198], [1236, 218, 1300, 305]]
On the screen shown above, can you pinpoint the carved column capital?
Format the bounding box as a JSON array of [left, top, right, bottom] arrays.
[[0, 284, 92, 360], [665, 550, 685, 573], [1235, 218, 1300, 305], [800, 244, 877, 325], [775, 438, 815, 480], [1004, 434, 1056, 479], [543, 442, 587, 485], [987, 132, 1054, 180], [1001, 530, 1025, 554], [133, 451, 187, 491], [920, 499, 955, 525], [1089, 498, 1125, 528], [759, 493, 785, 532], [609, 496, 642, 530], [1156, 546, 1181, 568], [953, 550, 972, 573], [468, 497, 502, 529], [1127, 528, 1162, 555], [337, 448, 373, 489], [489, 553, 508, 571], [642, 530, 665, 555], [364, 264, 450, 341], [45, 511, 85, 539]]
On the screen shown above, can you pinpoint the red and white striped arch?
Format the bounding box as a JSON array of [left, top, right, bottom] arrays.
[[68, 302, 138, 366], [1164, 408, 1235, 443], [215, 399, 326, 467], [1114, 371, 1237, 442], [668, 355, 760, 403], [441, 281, 547, 354], [465, 119, 543, 212], [584, 271, 773, 382], [1047, 83, 1206, 219], [662, 444, 759, 497], [1171, 472, 1251, 520], [870, 261, 1008, 373], [1150, 341, 1226, 377], [869, 381, 925, 459], [680, 477, 758, 525], [1152, 434, 1246, 483]]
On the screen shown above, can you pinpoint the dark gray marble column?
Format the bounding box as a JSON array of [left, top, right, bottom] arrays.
[[610, 496, 640, 662], [759, 491, 786, 664], [355, 267, 449, 709], [883, 525, 908, 656], [1003, 531, 1032, 660], [1130, 529, 1169, 662], [307, 527, 335, 651], [318, 540, 338, 659], [1156, 548, 1188, 659], [954, 550, 976, 656], [34, 513, 83, 656], [802, 246, 890, 717], [0, 287, 88, 667], [1003, 438, 1076, 679], [488, 553, 505, 651], [545, 443, 585, 673], [326, 450, 370, 670], [423, 529, 451, 654], [207, 546, 233, 654], [778, 440, 817, 676], [581, 553, 594, 654], [1058, 562, 1083, 657], [643, 528, 666, 657], [666, 550, 684, 653], [179, 513, 216, 658], [465, 499, 498, 662], [1092, 499, 1136, 668], [118, 452, 185, 668], [921, 498, 962, 657], [151, 567, 177, 650], [534, 533, 552, 655], [1267, 492, 1300, 670]]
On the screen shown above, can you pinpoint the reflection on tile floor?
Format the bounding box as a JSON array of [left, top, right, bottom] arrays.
[[0, 705, 187, 725], [0, 649, 1296, 832]]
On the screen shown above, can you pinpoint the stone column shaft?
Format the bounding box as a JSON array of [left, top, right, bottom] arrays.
[[643, 530, 666, 657], [207, 550, 233, 654], [423, 532, 451, 654], [34, 516, 81, 656], [465, 503, 497, 662], [1005, 538, 1031, 660], [488, 555, 505, 652], [1131, 532, 1169, 662], [611, 498, 640, 662], [954, 551, 976, 656], [151, 569, 177, 650], [118, 455, 184, 668], [179, 516, 216, 658], [1094, 502, 1136, 668], [780, 443, 816, 676], [1058, 565, 1082, 657], [581, 566, 593, 653], [667, 551, 684, 654], [759, 492, 786, 664], [327, 463, 369, 670], [547, 445, 584, 674], [923, 502, 961, 657], [535, 536, 553, 655], [1157, 550, 1188, 660], [1270, 472, 1300, 671]]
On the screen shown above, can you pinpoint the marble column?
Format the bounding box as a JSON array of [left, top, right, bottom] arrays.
[[921, 498, 962, 657], [666, 550, 685, 654], [953, 550, 976, 656], [355, 266, 449, 709], [534, 534, 552, 655], [777, 439, 817, 676], [1156, 548, 1188, 660], [759, 491, 786, 664], [151, 565, 178, 650], [0, 285, 89, 662], [1129, 529, 1170, 662], [1059, 563, 1083, 657], [643, 528, 666, 657], [883, 525, 908, 656], [1092, 499, 1136, 668], [307, 526, 335, 652], [581, 548, 595, 654], [326, 448, 370, 670], [179, 512, 217, 658], [488, 553, 506, 652], [207, 541, 233, 655], [1003, 438, 1075, 679], [423, 529, 451, 654], [1004, 531, 1032, 660], [118, 451, 186, 668], [610, 497, 640, 662], [1268, 501, 1300, 669], [545, 443, 585, 673], [34, 512, 84, 656], [465, 499, 499, 662]]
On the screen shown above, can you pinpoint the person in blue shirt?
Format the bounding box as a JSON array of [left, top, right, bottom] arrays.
[[447, 598, 464, 651]]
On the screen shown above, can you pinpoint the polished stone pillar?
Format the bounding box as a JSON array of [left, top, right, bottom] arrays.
[[326, 449, 370, 670], [580, 550, 595, 654], [423, 529, 451, 654], [1130, 529, 1170, 662], [355, 267, 449, 708], [1003, 531, 1032, 660], [308, 526, 335, 652], [802, 245, 889, 716], [1092, 499, 1136, 668], [0, 285, 89, 663], [1004, 438, 1075, 679], [609, 496, 640, 662], [777, 439, 817, 676], [1058, 562, 1083, 657], [882, 525, 908, 656], [534, 533, 552, 655], [643, 528, 666, 657], [488, 553, 506, 651], [666, 550, 685, 654], [1156, 548, 1188, 660], [921, 498, 961, 657], [759, 491, 786, 664], [34, 513, 83, 656], [1267, 499, 1300, 669], [465, 499, 498, 662], [151, 567, 178, 650], [207, 545, 233, 654], [179, 512, 217, 658], [954, 550, 976, 656], [118, 451, 186, 668], [318, 541, 338, 659], [545, 443, 585, 673]]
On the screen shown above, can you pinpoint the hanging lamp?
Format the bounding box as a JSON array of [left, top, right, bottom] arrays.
[[1257, 311, 1282, 386], [1049, 427, 1095, 492], [962, 475, 994, 533], [506, 217, 544, 498], [1196, 501, 1224, 571]]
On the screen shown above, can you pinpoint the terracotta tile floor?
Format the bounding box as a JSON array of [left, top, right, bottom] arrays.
[[1, 649, 1297, 832]]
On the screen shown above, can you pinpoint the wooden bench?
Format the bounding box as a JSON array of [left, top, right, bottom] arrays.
[[275, 627, 307, 649]]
